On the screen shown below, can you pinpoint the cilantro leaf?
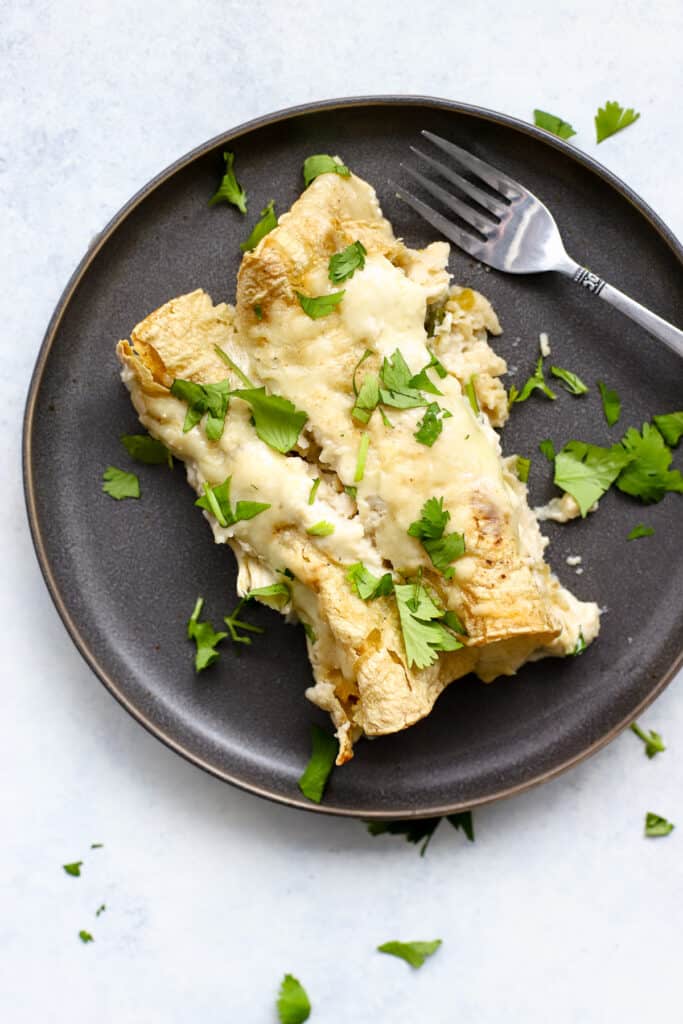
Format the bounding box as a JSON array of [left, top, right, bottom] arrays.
[[187, 597, 227, 671], [464, 374, 480, 414], [254, 304, 263, 321], [302, 154, 350, 188], [367, 812, 473, 855], [96, 904, 106, 916], [516, 456, 531, 483], [223, 599, 264, 646], [645, 812, 674, 838], [539, 439, 556, 462], [653, 412, 683, 448], [627, 524, 654, 541], [297, 290, 345, 319], [170, 378, 230, 440], [550, 365, 588, 395], [298, 725, 338, 803], [379, 350, 427, 409], [533, 109, 577, 140], [595, 101, 640, 144], [307, 478, 320, 505], [597, 381, 621, 426], [63, 861, 83, 877], [229, 387, 307, 453], [306, 521, 335, 537], [102, 466, 140, 500], [630, 722, 665, 758], [377, 939, 442, 969], [120, 433, 171, 466], [195, 476, 270, 527], [408, 497, 465, 579], [78, 930, 94, 944], [425, 304, 446, 336], [573, 630, 587, 656], [208, 151, 246, 213], [414, 402, 451, 446], [355, 432, 370, 482], [513, 356, 556, 403], [277, 974, 311, 1024], [346, 562, 394, 600], [617, 423, 683, 503], [554, 440, 630, 516], [409, 351, 446, 395], [352, 372, 380, 424], [213, 345, 254, 387], [394, 581, 463, 669], [328, 240, 367, 283], [240, 199, 277, 252], [245, 582, 291, 605]]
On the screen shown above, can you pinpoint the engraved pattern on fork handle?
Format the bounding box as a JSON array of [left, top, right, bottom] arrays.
[[573, 267, 606, 296]]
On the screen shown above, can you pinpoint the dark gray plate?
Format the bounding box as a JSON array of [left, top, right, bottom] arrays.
[[24, 97, 683, 818]]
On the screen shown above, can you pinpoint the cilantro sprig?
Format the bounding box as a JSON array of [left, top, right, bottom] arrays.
[[395, 580, 463, 669], [407, 497, 465, 580], [377, 939, 442, 969], [195, 476, 270, 528], [630, 722, 665, 758], [170, 378, 230, 441], [509, 355, 556, 405], [187, 597, 227, 671], [208, 151, 247, 213], [617, 423, 683, 503], [595, 101, 640, 144]]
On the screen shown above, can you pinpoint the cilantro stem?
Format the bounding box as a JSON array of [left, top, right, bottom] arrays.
[[465, 375, 480, 415], [214, 345, 254, 388], [202, 482, 228, 528]]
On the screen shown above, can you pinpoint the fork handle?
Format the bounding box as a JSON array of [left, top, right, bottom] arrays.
[[565, 265, 683, 358]]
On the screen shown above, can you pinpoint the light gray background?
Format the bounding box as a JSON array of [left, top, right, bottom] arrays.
[[2, 1, 682, 1021]]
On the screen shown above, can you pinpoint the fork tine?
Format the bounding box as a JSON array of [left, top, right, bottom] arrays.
[[409, 146, 508, 217], [388, 181, 487, 260], [400, 163, 495, 237], [421, 131, 524, 201]]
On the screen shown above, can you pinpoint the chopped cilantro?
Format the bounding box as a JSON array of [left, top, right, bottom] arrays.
[[344, 485, 357, 499], [550, 365, 588, 395], [377, 939, 442, 969], [254, 304, 263, 321], [96, 904, 106, 916], [240, 199, 277, 252], [298, 725, 338, 803], [554, 440, 630, 516], [627, 524, 654, 541], [597, 380, 621, 427], [512, 356, 556, 403], [90, 843, 103, 849], [208, 151, 246, 213], [414, 402, 451, 446], [516, 456, 531, 483], [187, 597, 227, 671], [425, 304, 446, 337], [573, 630, 587, 656], [539, 438, 556, 462], [645, 812, 674, 838], [170, 378, 230, 440], [229, 387, 307, 453], [328, 240, 367, 283], [78, 930, 94, 944], [653, 412, 683, 448], [630, 722, 665, 758], [394, 581, 463, 669], [246, 582, 291, 605], [366, 812, 473, 855], [409, 351, 446, 395], [617, 423, 683, 503], [533, 109, 576, 140], [102, 466, 140, 500], [195, 476, 270, 528], [297, 290, 345, 319], [346, 562, 394, 600], [595, 101, 640, 143], [63, 861, 83, 877], [223, 599, 264, 646], [355, 432, 370, 482], [277, 973, 311, 1024], [306, 520, 334, 537], [120, 433, 171, 466], [302, 154, 350, 187], [464, 374, 480, 414], [302, 621, 317, 644], [407, 497, 465, 579], [441, 610, 468, 636], [307, 478, 321, 505], [352, 371, 380, 424], [379, 349, 428, 409]]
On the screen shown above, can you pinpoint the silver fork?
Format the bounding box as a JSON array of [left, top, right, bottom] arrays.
[[391, 131, 683, 358]]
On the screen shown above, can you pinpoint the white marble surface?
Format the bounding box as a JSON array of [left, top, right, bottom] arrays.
[[1, 1, 682, 1020]]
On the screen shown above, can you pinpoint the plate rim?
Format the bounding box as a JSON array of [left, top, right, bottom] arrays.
[[23, 94, 683, 819]]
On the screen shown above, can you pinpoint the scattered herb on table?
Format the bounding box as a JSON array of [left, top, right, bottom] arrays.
[[208, 151, 247, 213], [63, 861, 83, 877], [645, 812, 674, 838], [630, 723, 665, 758], [627, 524, 654, 541], [277, 974, 311, 1024], [377, 939, 442, 969], [510, 356, 556, 405], [617, 423, 683, 503], [595, 101, 640, 144], [78, 930, 94, 944]]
